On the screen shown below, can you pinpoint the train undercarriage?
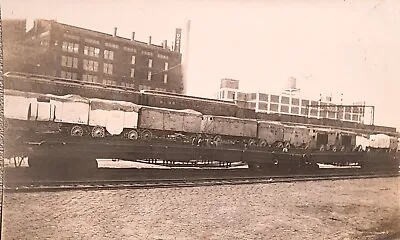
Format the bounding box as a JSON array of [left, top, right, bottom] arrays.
[[5, 129, 399, 177]]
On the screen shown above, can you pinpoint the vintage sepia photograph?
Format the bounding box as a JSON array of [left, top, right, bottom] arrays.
[[1, 0, 399, 239]]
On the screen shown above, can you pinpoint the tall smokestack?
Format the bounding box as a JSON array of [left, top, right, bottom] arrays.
[[181, 19, 191, 95], [148, 36, 152, 45], [113, 27, 117, 37], [163, 40, 167, 49], [131, 32, 135, 41]]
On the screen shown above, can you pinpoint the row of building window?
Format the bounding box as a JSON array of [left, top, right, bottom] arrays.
[[62, 56, 169, 82], [82, 74, 98, 83], [63, 34, 172, 59], [61, 56, 79, 68], [61, 71, 78, 80], [62, 42, 169, 70], [62, 42, 79, 53]]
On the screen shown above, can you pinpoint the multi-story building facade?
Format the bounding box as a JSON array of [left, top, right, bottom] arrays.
[[218, 78, 369, 124], [3, 19, 183, 93]]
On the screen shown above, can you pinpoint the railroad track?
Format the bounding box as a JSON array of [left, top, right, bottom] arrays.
[[5, 171, 399, 193]]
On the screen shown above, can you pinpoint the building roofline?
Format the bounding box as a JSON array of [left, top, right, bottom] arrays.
[[34, 19, 180, 55]]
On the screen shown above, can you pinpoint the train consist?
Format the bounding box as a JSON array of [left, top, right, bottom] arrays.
[[5, 89, 399, 155], [4, 72, 396, 135]]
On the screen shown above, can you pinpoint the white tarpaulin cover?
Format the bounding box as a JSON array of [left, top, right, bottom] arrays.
[[369, 134, 391, 149], [4, 95, 34, 120], [89, 99, 140, 135]]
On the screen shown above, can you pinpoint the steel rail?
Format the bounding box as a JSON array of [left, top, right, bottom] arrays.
[[5, 172, 399, 193]]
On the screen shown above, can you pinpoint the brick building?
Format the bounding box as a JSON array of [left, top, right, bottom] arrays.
[[3, 19, 183, 93]]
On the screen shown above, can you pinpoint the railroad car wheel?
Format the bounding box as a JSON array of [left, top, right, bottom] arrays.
[[126, 129, 139, 140], [70, 125, 84, 137], [91, 126, 105, 138], [141, 130, 153, 141]]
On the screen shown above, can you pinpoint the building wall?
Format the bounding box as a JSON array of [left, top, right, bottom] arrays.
[[218, 79, 366, 124], [3, 19, 183, 94]]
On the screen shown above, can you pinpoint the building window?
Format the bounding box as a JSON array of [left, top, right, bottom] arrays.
[[124, 46, 136, 52], [121, 82, 134, 88], [61, 56, 78, 68], [105, 42, 119, 49], [104, 49, 114, 60], [103, 79, 117, 85], [141, 50, 153, 56], [103, 63, 113, 75], [147, 71, 152, 81], [131, 56, 136, 64], [139, 85, 151, 90], [158, 54, 169, 60], [63, 33, 79, 40], [62, 42, 79, 53], [85, 38, 100, 45], [83, 59, 99, 72], [130, 68, 135, 78], [148, 59, 153, 68], [82, 74, 98, 83], [84, 46, 100, 57], [60, 71, 77, 80], [163, 74, 168, 83], [164, 62, 168, 71]]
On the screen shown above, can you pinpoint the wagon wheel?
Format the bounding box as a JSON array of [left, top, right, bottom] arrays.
[[276, 142, 284, 148], [141, 130, 153, 141], [126, 129, 139, 140], [213, 135, 223, 147], [259, 140, 267, 147], [248, 139, 256, 146], [70, 125, 84, 137], [332, 146, 338, 152], [91, 126, 105, 138]]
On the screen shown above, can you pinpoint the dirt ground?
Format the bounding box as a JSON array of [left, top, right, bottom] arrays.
[[2, 177, 399, 240]]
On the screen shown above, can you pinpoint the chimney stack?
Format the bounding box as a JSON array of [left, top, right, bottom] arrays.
[[113, 27, 117, 37], [163, 40, 167, 49], [131, 32, 135, 41], [148, 36, 152, 45]]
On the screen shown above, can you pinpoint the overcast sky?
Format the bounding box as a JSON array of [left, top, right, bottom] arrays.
[[2, 0, 399, 130]]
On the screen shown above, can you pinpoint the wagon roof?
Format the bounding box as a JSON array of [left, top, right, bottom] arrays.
[[90, 98, 141, 112], [5, 89, 90, 103]]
